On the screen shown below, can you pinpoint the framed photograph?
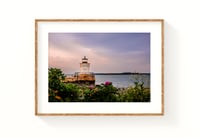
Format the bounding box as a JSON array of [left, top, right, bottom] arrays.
[[35, 19, 164, 116]]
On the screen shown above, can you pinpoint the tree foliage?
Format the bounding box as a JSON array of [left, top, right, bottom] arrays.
[[48, 68, 65, 90], [48, 68, 65, 102]]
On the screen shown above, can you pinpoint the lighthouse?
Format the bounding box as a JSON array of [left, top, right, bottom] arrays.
[[64, 56, 95, 84], [80, 56, 90, 74]]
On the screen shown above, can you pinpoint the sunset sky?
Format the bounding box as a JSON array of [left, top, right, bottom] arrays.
[[48, 33, 150, 74]]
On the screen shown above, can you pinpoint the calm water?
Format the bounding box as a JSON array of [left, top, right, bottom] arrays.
[[95, 74, 150, 88]]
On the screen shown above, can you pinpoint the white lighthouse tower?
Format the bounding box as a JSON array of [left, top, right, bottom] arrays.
[[80, 56, 90, 74]]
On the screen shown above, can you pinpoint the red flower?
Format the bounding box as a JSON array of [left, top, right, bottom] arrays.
[[105, 81, 112, 86]]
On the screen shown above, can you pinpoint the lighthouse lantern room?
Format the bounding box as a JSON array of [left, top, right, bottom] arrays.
[[80, 56, 90, 74]]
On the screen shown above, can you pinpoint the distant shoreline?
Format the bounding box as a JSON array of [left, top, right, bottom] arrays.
[[65, 72, 150, 75]]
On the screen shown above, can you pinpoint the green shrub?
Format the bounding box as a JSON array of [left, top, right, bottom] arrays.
[[118, 83, 150, 102], [83, 83, 118, 102]]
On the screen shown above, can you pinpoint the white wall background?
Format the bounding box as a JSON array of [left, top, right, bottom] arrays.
[[0, 0, 200, 137]]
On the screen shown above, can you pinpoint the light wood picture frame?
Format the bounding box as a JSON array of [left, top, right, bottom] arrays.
[[35, 19, 164, 116]]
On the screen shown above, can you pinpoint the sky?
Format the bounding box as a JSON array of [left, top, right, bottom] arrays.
[[49, 33, 150, 74]]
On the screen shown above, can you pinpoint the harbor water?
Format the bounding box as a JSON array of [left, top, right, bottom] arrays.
[[95, 74, 150, 88]]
